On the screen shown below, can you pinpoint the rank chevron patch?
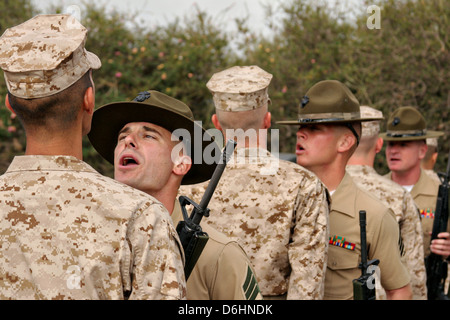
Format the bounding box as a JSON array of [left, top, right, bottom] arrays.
[[243, 266, 261, 300]]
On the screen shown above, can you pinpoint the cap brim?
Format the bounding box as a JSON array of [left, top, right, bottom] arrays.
[[88, 101, 220, 185], [86, 50, 101, 70], [379, 131, 444, 141]]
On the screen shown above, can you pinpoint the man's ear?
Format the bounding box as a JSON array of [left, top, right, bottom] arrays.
[[337, 131, 357, 153], [375, 137, 384, 154], [263, 111, 272, 129], [431, 151, 438, 165], [5, 94, 16, 115], [173, 155, 192, 177], [418, 141, 428, 160], [211, 114, 222, 131], [83, 87, 95, 115]]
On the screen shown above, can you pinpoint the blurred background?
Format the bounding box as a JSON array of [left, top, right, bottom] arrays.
[[0, 0, 448, 178]]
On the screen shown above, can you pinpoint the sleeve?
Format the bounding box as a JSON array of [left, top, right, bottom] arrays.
[[370, 208, 411, 291], [210, 242, 262, 300], [287, 178, 330, 300], [128, 203, 187, 300], [400, 192, 427, 299]]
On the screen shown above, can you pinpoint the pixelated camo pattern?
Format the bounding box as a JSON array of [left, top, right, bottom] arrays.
[[346, 165, 427, 300], [179, 148, 330, 299], [0, 156, 186, 300]]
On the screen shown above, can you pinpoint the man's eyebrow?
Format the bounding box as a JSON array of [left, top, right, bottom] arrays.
[[142, 125, 162, 137], [118, 124, 162, 137], [118, 126, 130, 136]]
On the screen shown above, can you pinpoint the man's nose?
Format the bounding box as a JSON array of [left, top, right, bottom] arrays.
[[296, 127, 306, 139], [124, 135, 137, 148]]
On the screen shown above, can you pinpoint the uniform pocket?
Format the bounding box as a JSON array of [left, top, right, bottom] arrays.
[[327, 245, 359, 270], [325, 245, 360, 300]]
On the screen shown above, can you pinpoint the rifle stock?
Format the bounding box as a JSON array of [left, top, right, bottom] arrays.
[[176, 139, 237, 280]]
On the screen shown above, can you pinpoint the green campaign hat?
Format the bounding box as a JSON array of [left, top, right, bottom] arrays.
[[88, 90, 220, 185], [276, 80, 383, 125], [379, 106, 444, 141]]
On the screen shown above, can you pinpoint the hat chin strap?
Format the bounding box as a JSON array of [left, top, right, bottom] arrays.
[[343, 123, 360, 146], [386, 129, 427, 138]]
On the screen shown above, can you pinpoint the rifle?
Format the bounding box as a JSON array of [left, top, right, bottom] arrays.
[[176, 139, 237, 280], [425, 151, 450, 300], [353, 210, 380, 300]]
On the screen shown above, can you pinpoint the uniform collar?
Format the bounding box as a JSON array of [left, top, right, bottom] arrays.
[[386, 169, 437, 197], [171, 199, 183, 225], [330, 172, 357, 218], [5, 155, 97, 174], [345, 164, 377, 175], [411, 169, 438, 197]]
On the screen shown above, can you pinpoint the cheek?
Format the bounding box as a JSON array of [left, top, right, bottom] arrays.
[[113, 145, 123, 166]]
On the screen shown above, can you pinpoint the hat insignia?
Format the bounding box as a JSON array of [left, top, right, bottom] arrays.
[[133, 91, 151, 102], [301, 95, 309, 108], [392, 117, 400, 126]]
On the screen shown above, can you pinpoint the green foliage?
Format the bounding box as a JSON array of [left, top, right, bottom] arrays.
[[0, 0, 36, 172], [345, 0, 450, 173], [0, 0, 448, 176], [241, 0, 449, 174]]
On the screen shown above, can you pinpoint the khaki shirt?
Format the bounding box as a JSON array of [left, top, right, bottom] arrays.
[[346, 165, 426, 300], [172, 200, 262, 300], [386, 170, 449, 257], [0, 156, 186, 300], [326, 173, 410, 300], [179, 148, 330, 299]]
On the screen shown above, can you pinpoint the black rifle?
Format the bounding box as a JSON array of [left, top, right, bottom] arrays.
[[353, 210, 380, 300], [425, 151, 450, 300], [176, 139, 236, 280]]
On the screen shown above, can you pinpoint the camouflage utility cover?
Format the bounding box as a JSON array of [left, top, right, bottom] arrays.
[[179, 148, 330, 299], [0, 14, 101, 99], [206, 66, 273, 112], [0, 156, 186, 300]]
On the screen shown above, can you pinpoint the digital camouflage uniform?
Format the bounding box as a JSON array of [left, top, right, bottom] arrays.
[[0, 15, 186, 299], [180, 148, 330, 299], [346, 165, 427, 299], [0, 156, 186, 299], [180, 66, 330, 299]]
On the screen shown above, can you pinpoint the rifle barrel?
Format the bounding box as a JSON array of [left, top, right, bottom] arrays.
[[359, 210, 368, 271], [193, 139, 236, 224]]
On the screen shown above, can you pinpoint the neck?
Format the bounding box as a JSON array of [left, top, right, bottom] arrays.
[[152, 189, 177, 215], [24, 125, 84, 160], [346, 154, 374, 167], [224, 131, 267, 149], [145, 179, 181, 215], [310, 162, 346, 192], [391, 166, 422, 186]]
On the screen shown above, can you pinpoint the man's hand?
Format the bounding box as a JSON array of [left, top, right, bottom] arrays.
[[430, 232, 450, 259]]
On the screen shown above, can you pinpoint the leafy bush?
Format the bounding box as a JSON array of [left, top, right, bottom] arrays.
[[0, 0, 448, 176]]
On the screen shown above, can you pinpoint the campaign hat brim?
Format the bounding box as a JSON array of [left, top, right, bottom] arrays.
[[379, 130, 444, 141], [276, 116, 383, 126]]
